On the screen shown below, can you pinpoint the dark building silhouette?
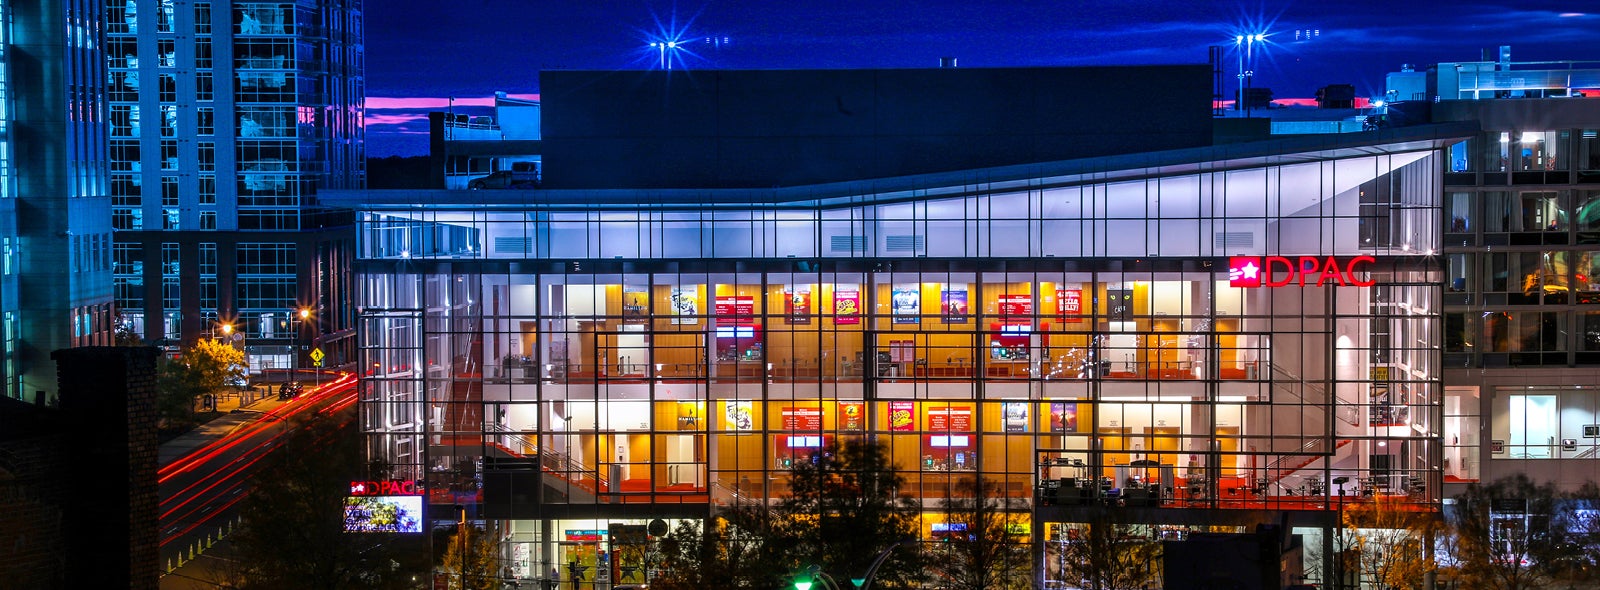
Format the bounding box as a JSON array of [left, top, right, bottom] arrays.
[[539, 65, 1215, 189], [0, 347, 159, 589]]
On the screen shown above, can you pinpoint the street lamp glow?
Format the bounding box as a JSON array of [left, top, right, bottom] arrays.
[[221, 323, 233, 335], [299, 308, 311, 320]]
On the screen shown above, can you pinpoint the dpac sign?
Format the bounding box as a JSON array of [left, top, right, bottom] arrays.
[[1229, 256, 1377, 288], [349, 480, 423, 496]]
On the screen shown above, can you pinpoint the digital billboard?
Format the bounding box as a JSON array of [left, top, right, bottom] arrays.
[[343, 495, 423, 533]]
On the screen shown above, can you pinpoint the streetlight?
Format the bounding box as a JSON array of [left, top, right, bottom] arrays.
[[794, 565, 842, 590], [1332, 476, 1351, 590], [293, 307, 315, 388]]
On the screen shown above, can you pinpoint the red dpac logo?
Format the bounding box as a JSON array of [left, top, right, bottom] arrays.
[[1229, 256, 1376, 288], [1229, 257, 1264, 287]]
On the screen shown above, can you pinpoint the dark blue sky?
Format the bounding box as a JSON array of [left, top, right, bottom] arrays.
[[365, 0, 1598, 156]]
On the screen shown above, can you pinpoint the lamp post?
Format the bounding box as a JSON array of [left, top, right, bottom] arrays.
[[293, 307, 314, 388], [1332, 476, 1351, 590]]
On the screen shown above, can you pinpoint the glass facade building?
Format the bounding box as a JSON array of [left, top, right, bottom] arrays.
[[108, 0, 363, 366], [1, 0, 115, 404], [1408, 57, 1600, 491], [333, 126, 1466, 583]]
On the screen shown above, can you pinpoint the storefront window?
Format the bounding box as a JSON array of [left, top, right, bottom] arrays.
[[1483, 311, 1564, 353], [1482, 251, 1546, 304], [1447, 140, 1472, 172], [1583, 312, 1600, 351], [1491, 130, 1568, 171], [1579, 129, 1600, 172], [1494, 388, 1600, 460], [1578, 190, 1600, 244], [1444, 313, 1475, 353]]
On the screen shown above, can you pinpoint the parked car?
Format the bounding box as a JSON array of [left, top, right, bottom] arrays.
[[468, 163, 540, 190]]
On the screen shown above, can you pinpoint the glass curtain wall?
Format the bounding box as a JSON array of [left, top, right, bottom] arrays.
[[358, 148, 1445, 519]]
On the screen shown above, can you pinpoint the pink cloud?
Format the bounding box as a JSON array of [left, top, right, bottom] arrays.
[[366, 93, 539, 110], [366, 112, 429, 126]]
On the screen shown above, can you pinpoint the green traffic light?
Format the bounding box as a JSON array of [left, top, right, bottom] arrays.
[[795, 582, 813, 590]]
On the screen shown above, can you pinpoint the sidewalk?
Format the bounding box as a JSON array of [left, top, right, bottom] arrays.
[[158, 387, 295, 468]]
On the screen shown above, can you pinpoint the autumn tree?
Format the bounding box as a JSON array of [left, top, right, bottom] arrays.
[[651, 517, 766, 589], [727, 439, 925, 589], [932, 476, 1032, 590], [1053, 512, 1162, 590], [439, 521, 502, 590], [1343, 495, 1440, 590], [156, 338, 248, 428], [1443, 474, 1587, 590]]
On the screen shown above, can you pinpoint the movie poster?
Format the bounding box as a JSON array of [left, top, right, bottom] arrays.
[[941, 289, 968, 323], [1056, 288, 1083, 323], [1003, 402, 1029, 433], [670, 287, 698, 325], [785, 287, 812, 325], [622, 286, 649, 324], [725, 400, 753, 431], [1049, 403, 1077, 433], [838, 401, 865, 431], [888, 401, 916, 431], [833, 288, 860, 325], [891, 285, 920, 324]]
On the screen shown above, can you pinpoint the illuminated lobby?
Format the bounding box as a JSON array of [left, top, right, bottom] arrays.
[[329, 125, 1468, 583]]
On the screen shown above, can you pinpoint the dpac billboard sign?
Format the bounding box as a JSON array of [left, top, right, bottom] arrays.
[[1229, 256, 1377, 288]]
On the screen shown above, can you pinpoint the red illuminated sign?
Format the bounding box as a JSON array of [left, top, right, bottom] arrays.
[[349, 480, 423, 496], [782, 407, 823, 430], [1229, 256, 1376, 288], [715, 296, 755, 319], [998, 294, 1032, 319], [927, 406, 972, 431]]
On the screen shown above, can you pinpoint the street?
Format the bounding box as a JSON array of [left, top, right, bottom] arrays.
[[157, 374, 358, 583]]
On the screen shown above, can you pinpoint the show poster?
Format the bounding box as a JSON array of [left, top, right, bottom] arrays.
[[941, 289, 968, 323], [715, 295, 755, 320], [888, 401, 916, 431], [1003, 402, 1029, 433], [622, 286, 649, 324], [785, 287, 812, 325], [998, 294, 1032, 319], [833, 288, 861, 325], [838, 401, 865, 430], [670, 287, 698, 325], [1056, 288, 1083, 323], [725, 400, 754, 431], [892, 285, 920, 324], [782, 406, 823, 430], [927, 405, 972, 431], [1049, 402, 1077, 433]]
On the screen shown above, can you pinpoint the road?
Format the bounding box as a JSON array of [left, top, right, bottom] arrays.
[[158, 374, 358, 578]]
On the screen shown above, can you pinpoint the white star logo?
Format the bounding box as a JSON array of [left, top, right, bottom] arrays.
[[351, 482, 365, 494], [1240, 261, 1260, 280]]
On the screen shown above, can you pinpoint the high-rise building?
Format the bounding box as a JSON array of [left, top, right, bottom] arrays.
[[107, 1, 364, 369], [1382, 50, 1600, 491], [1, 0, 116, 404]]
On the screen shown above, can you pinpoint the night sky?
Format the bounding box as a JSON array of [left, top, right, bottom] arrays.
[[365, 0, 1597, 156]]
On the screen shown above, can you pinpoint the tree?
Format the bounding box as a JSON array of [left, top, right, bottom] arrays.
[[156, 338, 247, 429], [1443, 474, 1586, 590], [1051, 512, 1162, 590], [439, 520, 501, 590], [1343, 495, 1440, 590], [225, 414, 426, 589], [728, 439, 925, 589], [932, 476, 1032, 590], [651, 517, 765, 589]]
